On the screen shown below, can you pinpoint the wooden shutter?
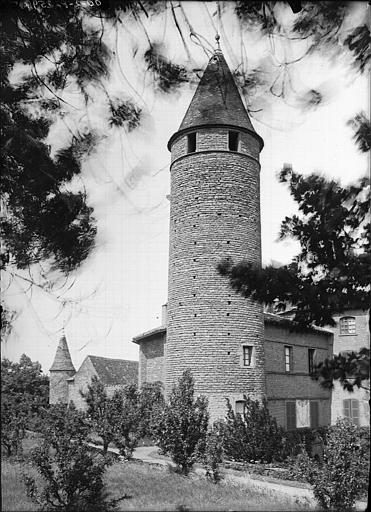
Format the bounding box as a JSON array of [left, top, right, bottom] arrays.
[[310, 401, 319, 427], [286, 401, 296, 430], [351, 399, 360, 426]]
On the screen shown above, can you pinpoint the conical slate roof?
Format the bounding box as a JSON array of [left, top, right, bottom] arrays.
[[50, 335, 75, 372], [180, 50, 256, 133]]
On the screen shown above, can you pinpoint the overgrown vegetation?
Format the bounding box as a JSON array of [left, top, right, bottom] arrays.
[[221, 396, 285, 463], [23, 402, 127, 512], [291, 419, 369, 511], [155, 370, 209, 475], [1, 354, 49, 456]]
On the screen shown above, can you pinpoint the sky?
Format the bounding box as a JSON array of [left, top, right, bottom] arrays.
[[1, 1, 369, 373]]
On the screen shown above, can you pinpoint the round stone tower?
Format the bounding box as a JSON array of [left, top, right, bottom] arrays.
[[166, 47, 265, 419], [49, 334, 76, 404]]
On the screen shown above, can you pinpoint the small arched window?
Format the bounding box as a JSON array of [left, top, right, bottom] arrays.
[[339, 316, 356, 335]]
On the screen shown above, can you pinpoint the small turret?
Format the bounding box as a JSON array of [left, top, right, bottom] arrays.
[[49, 335, 76, 404]]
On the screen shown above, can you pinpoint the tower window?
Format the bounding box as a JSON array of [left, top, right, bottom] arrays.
[[243, 346, 253, 366], [228, 131, 239, 151], [187, 132, 196, 153], [284, 346, 293, 372], [308, 349, 316, 374], [339, 316, 356, 335]]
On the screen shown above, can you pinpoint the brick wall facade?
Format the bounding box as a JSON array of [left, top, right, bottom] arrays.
[[166, 128, 265, 420], [330, 310, 369, 426]]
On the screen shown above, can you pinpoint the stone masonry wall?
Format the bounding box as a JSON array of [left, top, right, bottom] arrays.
[[167, 127, 265, 421], [139, 334, 165, 387], [49, 370, 75, 404], [67, 357, 98, 410]]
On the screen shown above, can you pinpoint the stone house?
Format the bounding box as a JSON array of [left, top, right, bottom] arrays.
[[49, 335, 138, 410]]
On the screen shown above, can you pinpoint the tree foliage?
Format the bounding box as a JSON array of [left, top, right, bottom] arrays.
[[24, 402, 125, 512], [1, 354, 49, 449], [155, 370, 209, 475], [111, 384, 141, 459], [81, 376, 118, 454], [218, 167, 370, 391], [1, 0, 369, 339], [296, 419, 368, 511], [221, 396, 284, 463]]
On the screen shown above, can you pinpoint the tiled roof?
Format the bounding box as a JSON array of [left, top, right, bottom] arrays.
[[50, 335, 76, 372], [87, 356, 138, 386], [132, 314, 332, 344], [263, 312, 333, 334], [176, 50, 260, 139], [132, 326, 166, 344]]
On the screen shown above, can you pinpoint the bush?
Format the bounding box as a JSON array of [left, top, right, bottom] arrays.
[[23, 402, 125, 511], [155, 370, 209, 475], [1, 395, 27, 457], [138, 381, 165, 440], [202, 424, 224, 483], [299, 419, 367, 511], [112, 385, 141, 459], [222, 396, 284, 463], [81, 376, 119, 454], [281, 426, 328, 459]]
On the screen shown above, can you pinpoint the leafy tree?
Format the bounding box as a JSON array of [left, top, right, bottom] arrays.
[[1, 1, 369, 339], [222, 396, 284, 463], [111, 384, 141, 459], [155, 370, 209, 475], [137, 381, 165, 439], [295, 419, 368, 511], [24, 402, 125, 512], [1, 354, 49, 434], [202, 424, 225, 483], [81, 376, 118, 454], [219, 168, 370, 391], [1, 395, 27, 456]]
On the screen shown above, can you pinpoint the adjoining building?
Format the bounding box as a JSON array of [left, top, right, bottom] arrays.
[[49, 335, 138, 410]]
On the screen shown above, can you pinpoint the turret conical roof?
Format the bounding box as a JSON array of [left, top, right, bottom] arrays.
[[168, 49, 263, 150], [50, 335, 75, 372]]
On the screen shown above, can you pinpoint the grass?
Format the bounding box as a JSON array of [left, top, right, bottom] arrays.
[[2, 434, 311, 512], [105, 461, 310, 511]]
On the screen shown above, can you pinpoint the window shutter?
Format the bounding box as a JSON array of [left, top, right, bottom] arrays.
[[351, 399, 360, 426], [286, 401, 296, 430], [310, 401, 319, 428]]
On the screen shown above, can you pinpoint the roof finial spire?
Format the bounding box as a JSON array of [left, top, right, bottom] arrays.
[[215, 33, 221, 52]]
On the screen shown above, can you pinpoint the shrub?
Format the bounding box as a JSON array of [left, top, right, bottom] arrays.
[[203, 424, 224, 483], [23, 402, 125, 511], [138, 381, 165, 440], [281, 426, 328, 459], [155, 370, 209, 475], [1, 395, 27, 457], [112, 385, 141, 459], [299, 419, 367, 511], [222, 396, 284, 463], [81, 376, 118, 454]]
